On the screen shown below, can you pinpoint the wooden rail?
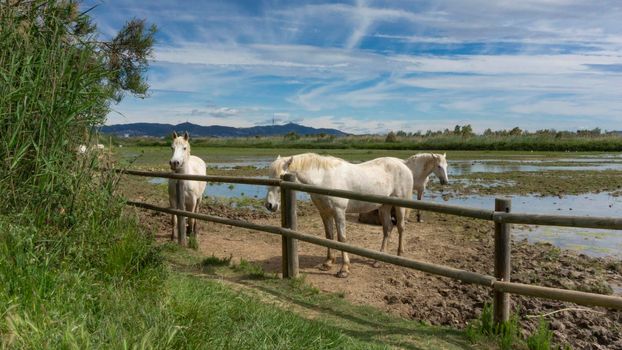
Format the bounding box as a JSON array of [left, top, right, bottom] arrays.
[[127, 200, 497, 286], [118, 169, 622, 324], [115, 169, 622, 229]]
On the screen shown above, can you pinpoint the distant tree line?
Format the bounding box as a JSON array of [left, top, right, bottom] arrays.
[[385, 125, 611, 142]]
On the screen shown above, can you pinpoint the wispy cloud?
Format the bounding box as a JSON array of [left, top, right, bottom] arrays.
[[89, 0, 622, 133]]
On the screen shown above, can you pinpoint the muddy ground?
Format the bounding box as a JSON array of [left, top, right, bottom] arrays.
[[124, 173, 622, 350]]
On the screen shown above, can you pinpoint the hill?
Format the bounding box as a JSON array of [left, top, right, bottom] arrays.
[[100, 122, 348, 137]]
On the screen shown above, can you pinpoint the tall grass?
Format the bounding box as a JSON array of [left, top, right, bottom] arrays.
[[0, 1, 111, 222]]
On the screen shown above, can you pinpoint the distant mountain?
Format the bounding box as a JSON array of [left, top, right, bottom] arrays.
[[100, 122, 348, 137]]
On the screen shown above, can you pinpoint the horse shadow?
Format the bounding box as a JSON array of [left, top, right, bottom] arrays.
[[255, 253, 380, 276]]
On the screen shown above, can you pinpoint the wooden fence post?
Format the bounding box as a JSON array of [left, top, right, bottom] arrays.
[[176, 179, 187, 246], [494, 197, 511, 325], [281, 173, 299, 278]]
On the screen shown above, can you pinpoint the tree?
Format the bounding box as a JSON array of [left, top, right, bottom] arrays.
[[284, 131, 300, 141], [483, 128, 493, 136], [453, 125, 461, 134], [105, 18, 157, 101], [385, 131, 397, 142], [461, 124, 474, 137], [509, 127, 522, 136], [396, 130, 407, 137]]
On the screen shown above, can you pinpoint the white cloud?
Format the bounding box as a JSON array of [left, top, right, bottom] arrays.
[[93, 0, 622, 132]]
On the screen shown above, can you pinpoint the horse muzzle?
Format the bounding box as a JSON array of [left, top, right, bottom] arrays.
[[265, 202, 279, 212], [169, 160, 181, 171]]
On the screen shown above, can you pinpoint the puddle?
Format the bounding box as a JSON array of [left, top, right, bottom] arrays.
[[207, 159, 273, 169], [149, 177, 310, 201], [449, 158, 622, 176], [426, 191, 622, 258]]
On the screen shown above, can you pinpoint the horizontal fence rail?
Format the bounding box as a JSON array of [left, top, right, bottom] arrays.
[[493, 212, 622, 230], [493, 281, 622, 310], [127, 200, 622, 311], [113, 168, 281, 186], [280, 181, 494, 220], [117, 168, 622, 321], [115, 169, 622, 229], [127, 201, 496, 286]]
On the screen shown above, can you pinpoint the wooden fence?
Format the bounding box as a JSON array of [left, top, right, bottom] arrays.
[[118, 169, 622, 325]]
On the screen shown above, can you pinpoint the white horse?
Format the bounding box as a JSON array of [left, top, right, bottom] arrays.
[[265, 153, 413, 278], [403, 153, 449, 222], [168, 131, 207, 240]]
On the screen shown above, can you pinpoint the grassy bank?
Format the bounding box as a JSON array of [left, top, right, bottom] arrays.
[[112, 133, 622, 152]]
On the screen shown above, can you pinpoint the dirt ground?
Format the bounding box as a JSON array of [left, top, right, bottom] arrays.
[[129, 180, 622, 350]]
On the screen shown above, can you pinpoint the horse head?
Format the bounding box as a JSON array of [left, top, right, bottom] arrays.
[[432, 153, 449, 185], [169, 131, 190, 171], [264, 155, 295, 212]]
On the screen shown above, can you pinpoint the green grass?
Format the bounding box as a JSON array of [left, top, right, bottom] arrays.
[[165, 274, 385, 349], [164, 247, 478, 350], [113, 132, 622, 153]]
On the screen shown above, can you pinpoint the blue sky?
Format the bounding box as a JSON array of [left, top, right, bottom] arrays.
[[87, 0, 622, 134]]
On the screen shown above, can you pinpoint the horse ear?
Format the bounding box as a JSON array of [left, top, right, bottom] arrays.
[[172, 131, 178, 139], [183, 131, 189, 141], [276, 155, 281, 159], [443, 153, 446, 158]]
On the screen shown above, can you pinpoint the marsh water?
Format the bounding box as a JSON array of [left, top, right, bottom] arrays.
[[149, 153, 622, 258]]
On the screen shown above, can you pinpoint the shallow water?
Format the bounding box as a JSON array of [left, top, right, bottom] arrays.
[[149, 177, 311, 201], [425, 191, 622, 257], [449, 158, 622, 176], [203, 155, 622, 175]]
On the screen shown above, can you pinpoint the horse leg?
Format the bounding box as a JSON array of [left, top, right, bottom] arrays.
[[416, 190, 423, 223], [186, 198, 197, 237], [192, 198, 201, 235], [374, 205, 394, 268], [395, 207, 406, 256], [318, 212, 336, 271], [171, 214, 177, 241], [169, 195, 177, 241], [334, 210, 350, 278]]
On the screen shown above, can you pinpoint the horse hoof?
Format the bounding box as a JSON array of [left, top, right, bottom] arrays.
[[318, 263, 332, 271], [372, 261, 381, 268], [336, 270, 349, 278]]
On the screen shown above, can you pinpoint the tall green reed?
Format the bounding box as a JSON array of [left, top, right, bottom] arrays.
[[0, 1, 111, 223]]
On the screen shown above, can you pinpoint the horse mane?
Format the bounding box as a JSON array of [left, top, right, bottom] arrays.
[[271, 153, 344, 176], [404, 153, 438, 165]]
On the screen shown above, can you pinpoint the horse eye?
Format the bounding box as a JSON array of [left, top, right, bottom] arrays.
[[183, 147, 187, 150]]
